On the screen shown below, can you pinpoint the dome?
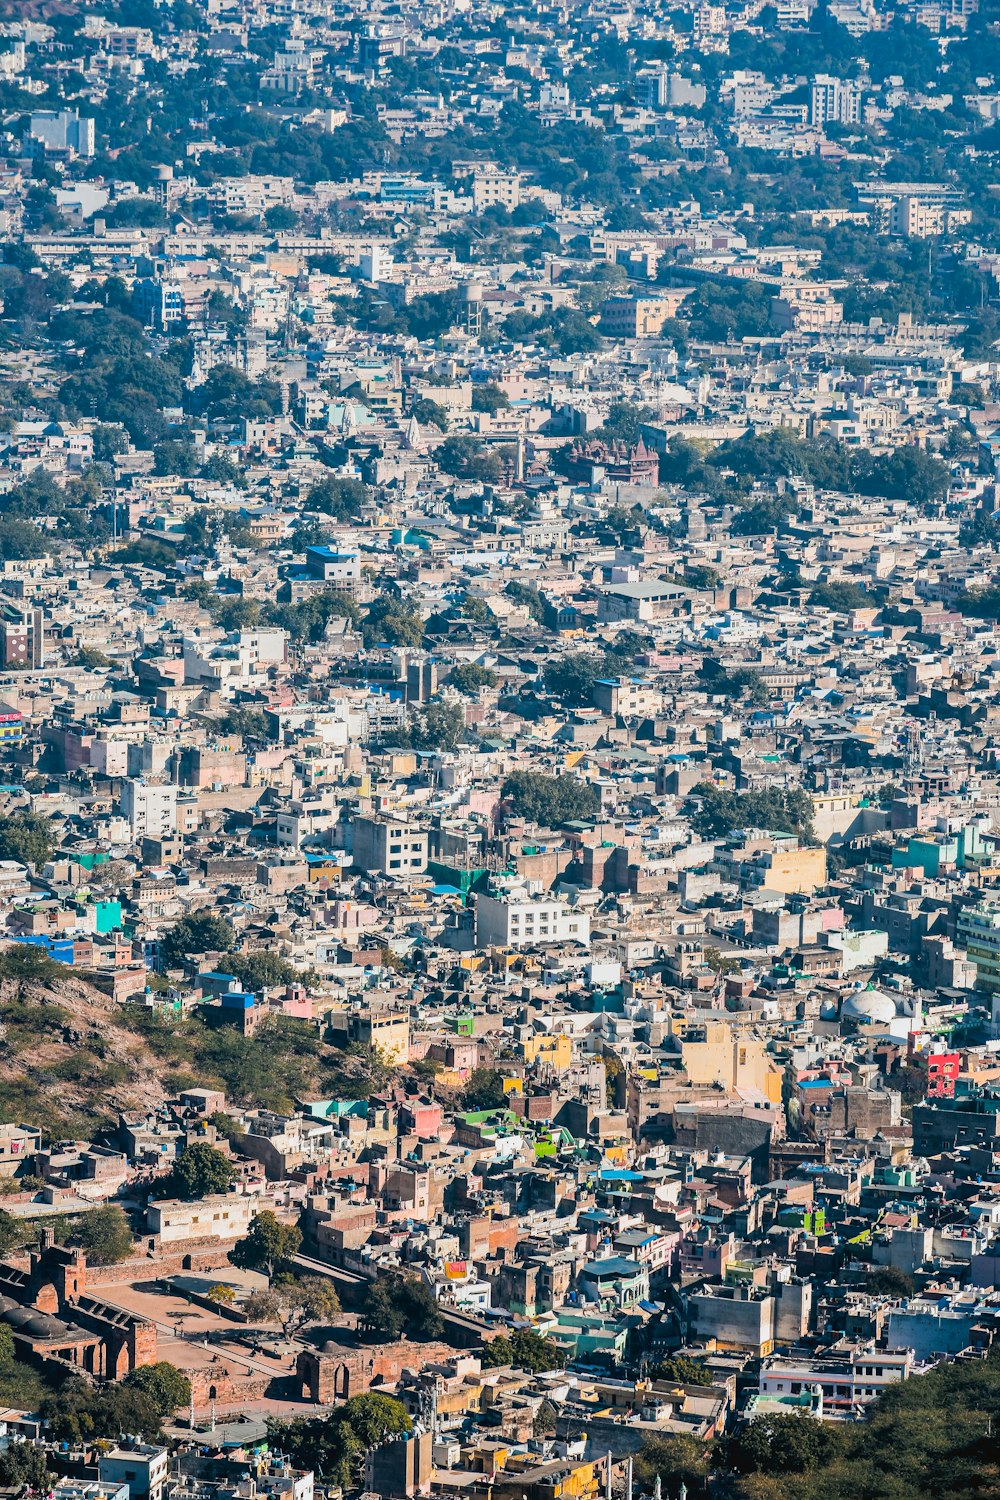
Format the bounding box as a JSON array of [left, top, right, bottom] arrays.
[[3, 1306, 34, 1328], [0, 1296, 18, 1315], [24, 1314, 68, 1339], [842, 987, 897, 1026]]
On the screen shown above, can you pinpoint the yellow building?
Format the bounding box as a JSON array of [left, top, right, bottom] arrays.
[[519, 1031, 573, 1071], [759, 845, 827, 895], [679, 1021, 783, 1104]]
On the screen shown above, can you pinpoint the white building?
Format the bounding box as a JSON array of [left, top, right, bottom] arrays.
[[475, 886, 590, 950], [810, 74, 862, 127], [120, 780, 178, 839]]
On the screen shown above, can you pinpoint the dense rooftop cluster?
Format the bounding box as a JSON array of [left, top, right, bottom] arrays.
[[0, 0, 998, 1497]]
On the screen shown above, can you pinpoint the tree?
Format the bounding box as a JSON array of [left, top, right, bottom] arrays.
[[868, 1266, 915, 1298], [0, 519, 50, 561], [652, 1355, 710, 1385], [71, 1205, 134, 1266], [153, 439, 199, 477], [727, 1412, 846, 1475], [306, 477, 368, 521], [635, 1434, 710, 1493], [436, 435, 501, 483], [0, 1441, 50, 1490], [0, 813, 55, 867], [166, 1142, 235, 1200], [40, 1381, 162, 1442], [244, 1289, 282, 1322], [124, 1362, 192, 1417], [225, 950, 297, 991], [398, 700, 466, 752], [481, 1328, 564, 1372], [159, 912, 235, 967], [501, 770, 600, 825], [471, 384, 510, 414], [231, 1210, 301, 1276], [411, 397, 448, 430], [809, 581, 875, 611], [703, 947, 741, 978], [0, 1212, 20, 1260], [247, 1276, 340, 1334], [0, 1323, 13, 1368], [543, 653, 605, 706], [460, 1068, 507, 1112], [270, 1392, 411, 1487], [360, 1272, 443, 1341], [687, 783, 815, 843], [449, 664, 498, 693], [362, 596, 425, 650]]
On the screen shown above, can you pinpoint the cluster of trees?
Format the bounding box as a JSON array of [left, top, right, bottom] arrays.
[[500, 771, 601, 825], [688, 783, 816, 842], [160, 911, 236, 968], [460, 1068, 508, 1112], [697, 660, 770, 706], [658, 429, 950, 516], [270, 1393, 411, 1487], [389, 700, 467, 754], [0, 812, 55, 868], [449, 663, 498, 694], [41, 1361, 191, 1441], [480, 1328, 564, 1372], [360, 1271, 443, 1341]]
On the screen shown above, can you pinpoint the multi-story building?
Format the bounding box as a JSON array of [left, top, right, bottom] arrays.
[[353, 816, 429, 877], [475, 886, 591, 949], [810, 74, 862, 127], [121, 781, 178, 840]]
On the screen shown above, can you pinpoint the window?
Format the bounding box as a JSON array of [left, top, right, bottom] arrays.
[[389, 859, 401, 870]]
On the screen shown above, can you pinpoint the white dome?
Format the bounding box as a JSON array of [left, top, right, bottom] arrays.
[[843, 987, 897, 1025]]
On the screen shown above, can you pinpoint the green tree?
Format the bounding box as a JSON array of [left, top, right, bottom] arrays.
[[471, 384, 510, 414], [412, 397, 448, 430], [809, 581, 875, 611], [166, 1141, 235, 1200], [0, 1323, 13, 1367], [0, 813, 55, 867], [652, 1355, 710, 1384], [436, 435, 501, 483], [152, 439, 200, 477], [399, 700, 466, 752], [40, 1381, 162, 1442], [0, 1209, 21, 1256], [868, 1266, 915, 1298], [449, 664, 498, 693], [501, 771, 600, 825], [225, 950, 297, 990], [362, 596, 425, 650], [481, 1328, 564, 1372], [0, 519, 50, 561], [687, 783, 815, 842], [0, 1441, 50, 1490], [306, 477, 368, 520], [360, 1272, 443, 1341], [270, 1392, 411, 1486], [231, 1210, 302, 1276], [124, 1361, 192, 1417], [727, 1412, 846, 1475], [71, 1205, 134, 1266], [635, 1434, 710, 1494], [160, 912, 235, 967], [460, 1068, 507, 1111]]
